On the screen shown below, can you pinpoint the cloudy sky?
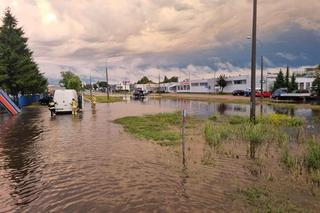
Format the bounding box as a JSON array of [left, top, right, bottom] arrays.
[[1, 0, 320, 84]]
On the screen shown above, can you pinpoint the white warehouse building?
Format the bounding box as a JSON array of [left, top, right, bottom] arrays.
[[159, 74, 315, 94]]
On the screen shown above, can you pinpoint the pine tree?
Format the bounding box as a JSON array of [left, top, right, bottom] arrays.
[[163, 76, 169, 83], [289, 73, 298, 92], [0, 8, 47, 95], [312, 70, 320, 96], [273, 69, 285, 91], [285, 66, 290, 89]]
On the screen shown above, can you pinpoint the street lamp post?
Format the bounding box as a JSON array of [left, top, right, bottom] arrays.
[[250, 0, 258, 122]]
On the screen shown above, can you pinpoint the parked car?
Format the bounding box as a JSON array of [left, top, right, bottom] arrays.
[[232, 90, 245, 96], [39, 96, 53, 105], [272, 88, 288, 99], [132, 89, 145, 100], [244, 88, 251, 97], [256, 91, 272, 98]]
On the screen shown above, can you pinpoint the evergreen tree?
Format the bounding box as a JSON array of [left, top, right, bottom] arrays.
[[163, 76, 169, 83], [312, 70, 320, 96], [285, 66, 290, 89], [289, 73, 298, 92], [273, 69, 285, 91], [169, 76, 178, 82], [0, 8, 47, 95]]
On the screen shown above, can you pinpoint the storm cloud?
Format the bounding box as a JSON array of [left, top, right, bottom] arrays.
[[1, 0, 319, 83]]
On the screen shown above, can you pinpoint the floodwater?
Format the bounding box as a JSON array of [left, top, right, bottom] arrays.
[[0, 98, 319, 212]]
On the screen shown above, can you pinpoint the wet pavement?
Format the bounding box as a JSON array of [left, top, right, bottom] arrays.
[[0, 99, 319, 212]]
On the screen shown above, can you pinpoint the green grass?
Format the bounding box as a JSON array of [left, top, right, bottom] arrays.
[[228, 115, 250, 125], [84, 95, 123, 103], [281, 146, 297, 169], [204, 115, 291, 158], [238, 187, 302, 212], [114, 112, 184, 146], [204, 122, 232, 146], [243, 123, 267, 145], [304, 138, 320, 171]]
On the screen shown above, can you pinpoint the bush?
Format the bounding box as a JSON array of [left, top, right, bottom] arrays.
[[204, 122, 231, 146], [258, 114, 304, 127], [244, 123, 267, 145]]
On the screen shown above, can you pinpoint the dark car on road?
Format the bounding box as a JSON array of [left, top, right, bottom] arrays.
[[39, 96, 53, 105], [272, 88, 288, 99], [232, 90, 245, 96], [132, 89, 145, 100]]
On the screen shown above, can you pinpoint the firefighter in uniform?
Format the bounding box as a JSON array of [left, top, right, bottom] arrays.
[[71, 98, 78, 116], [48, 98, 57, 117]]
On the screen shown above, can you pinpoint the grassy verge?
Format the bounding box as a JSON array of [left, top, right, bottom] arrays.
[[204, 114, 301, 145], [84, 95, 123, 103], [114, 112, 198, 146], [236, 186, 302, 212], [203, 114, 304, 159]]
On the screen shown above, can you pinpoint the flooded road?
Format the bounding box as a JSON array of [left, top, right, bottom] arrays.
[[0, 99, 319, 212]]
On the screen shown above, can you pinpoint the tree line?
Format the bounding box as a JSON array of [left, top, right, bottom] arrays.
[[0, 8, 47, 96], [136, 76, 178, 84], [272, 66, 298, 92]]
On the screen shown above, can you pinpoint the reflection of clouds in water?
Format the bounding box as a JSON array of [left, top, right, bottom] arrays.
[[0, 109, 45, 207]]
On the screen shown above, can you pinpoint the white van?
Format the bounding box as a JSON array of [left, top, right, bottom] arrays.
[[54, 89, 78, 113]]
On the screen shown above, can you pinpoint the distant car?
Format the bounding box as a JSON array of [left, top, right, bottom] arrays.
[[132, 89, 145, 100], [244, 88, 251, 97], [232, 90, 245, 96], [39, 96, 53, 105], [272, 88, 288, 99], [256, 91, 272, 98]]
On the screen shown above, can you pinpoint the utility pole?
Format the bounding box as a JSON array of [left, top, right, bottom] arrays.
[[214, 70, 216, 94], [189, 69, 191, 93], [106, 62, 110, 100], [158, 72, 160, 94], [90, 70, 93, 100], [250, 0, 257, 122], [260, 56, 264, 99]]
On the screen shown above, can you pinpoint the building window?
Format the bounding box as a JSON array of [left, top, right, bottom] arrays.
[[186, 85, 190, 90], [200, 82, 208, 86], [191, 83, 199, 86], [234, 80, 246, 85], [299, 82, 304, 90], [306, 82, 311, 90]]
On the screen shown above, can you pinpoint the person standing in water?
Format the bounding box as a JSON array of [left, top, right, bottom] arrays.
[[71, 98, 78, 116], [91, 95, 97, 109], [48, 98, 57, 117]]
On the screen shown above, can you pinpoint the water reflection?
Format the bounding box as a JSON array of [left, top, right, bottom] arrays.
[[0, 109, 44, 208], [146, 98, 320, 122]]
